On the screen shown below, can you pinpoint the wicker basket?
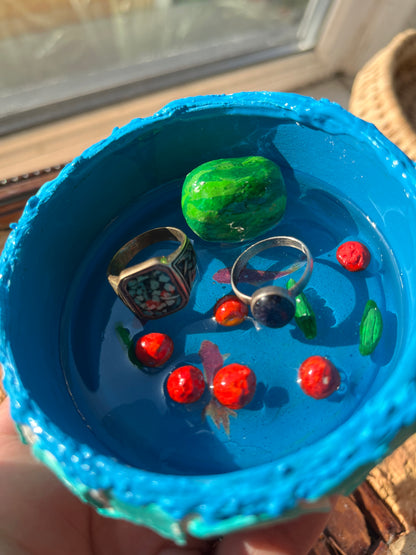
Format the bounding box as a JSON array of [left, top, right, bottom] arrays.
[[349, 29, 416, 161]]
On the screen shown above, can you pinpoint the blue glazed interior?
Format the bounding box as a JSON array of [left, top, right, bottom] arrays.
[[2, 92, 416, 537], [61, 171, 400, 476]]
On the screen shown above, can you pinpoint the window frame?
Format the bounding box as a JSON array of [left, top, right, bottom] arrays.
[[315, 0, 416, 76]]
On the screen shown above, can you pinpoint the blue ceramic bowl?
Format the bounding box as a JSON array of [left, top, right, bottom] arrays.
[[2, 92, 416, 544]]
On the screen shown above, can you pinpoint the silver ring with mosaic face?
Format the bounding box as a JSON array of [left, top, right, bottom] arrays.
[[107, 227, 197, 321], [230, 236, 313, 328]]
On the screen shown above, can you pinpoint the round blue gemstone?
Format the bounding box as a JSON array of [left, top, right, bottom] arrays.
[[251, 293, 295, 328]]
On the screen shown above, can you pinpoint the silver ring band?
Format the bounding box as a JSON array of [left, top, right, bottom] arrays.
[[230, 236, 313, 328], [107, 227, 197, 321]]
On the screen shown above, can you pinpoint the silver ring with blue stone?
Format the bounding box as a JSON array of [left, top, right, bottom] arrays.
[[230, 236, 313, 328], [107, 227, 197, 321]]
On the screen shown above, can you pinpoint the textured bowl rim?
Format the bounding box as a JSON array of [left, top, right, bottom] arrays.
[[2, 91, 416, 543]]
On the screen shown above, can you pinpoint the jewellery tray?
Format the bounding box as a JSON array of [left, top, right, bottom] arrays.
[[1, 92, 416, 544]]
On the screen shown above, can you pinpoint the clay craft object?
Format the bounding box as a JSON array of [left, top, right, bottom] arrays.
[[286, 277, 317, 339], [181, 155, 287, 242], [1, 92, 416, 545]]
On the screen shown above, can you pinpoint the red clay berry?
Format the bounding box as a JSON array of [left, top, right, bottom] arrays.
[[167, 365, 206, 404], [336, 241, 371, 272], [298, 355, 341, 399], [213, 363, 256, 409], [134, 332, 173, 367], [214, 294, 248, 327]]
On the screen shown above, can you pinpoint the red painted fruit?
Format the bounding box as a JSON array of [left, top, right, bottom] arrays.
[[298, 355, 341, 399], [167, 365, 206, 404], [214, 294, 248, 326], [213, 363, 256, 409], [134, 332, 174, 367], [336, 241, 371, 272]]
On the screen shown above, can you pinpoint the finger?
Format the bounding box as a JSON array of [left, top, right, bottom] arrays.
[[0, 397, 16, 437], [215, 511, 330, 555], [0, 397, 32, 463], [90, 510, 214, 555]]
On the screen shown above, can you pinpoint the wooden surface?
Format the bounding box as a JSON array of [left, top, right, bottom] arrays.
[[1, 170, 416, 554], [309, 434, 416, 554]]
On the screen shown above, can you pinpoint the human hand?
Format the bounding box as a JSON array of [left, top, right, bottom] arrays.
[[0, 398, 329, 555]]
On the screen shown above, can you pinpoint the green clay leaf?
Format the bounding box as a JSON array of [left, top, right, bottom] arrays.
[[115, 324, 132, 349], [286, 278, 317, 339], [115, 324, 144, 369], [359, 299, 383, 356]]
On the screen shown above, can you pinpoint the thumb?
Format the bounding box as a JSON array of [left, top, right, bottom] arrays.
[[215, 511, 330, 555]]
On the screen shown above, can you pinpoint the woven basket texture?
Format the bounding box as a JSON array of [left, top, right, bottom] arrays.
[[349, 29, 416, 160]]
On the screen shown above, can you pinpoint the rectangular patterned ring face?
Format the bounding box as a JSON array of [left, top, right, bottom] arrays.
[[119, 264, 188, 320], [173, 237, 197, 291]]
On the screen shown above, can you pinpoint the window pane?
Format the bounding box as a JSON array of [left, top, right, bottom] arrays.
[[0, 0, 332, 134]]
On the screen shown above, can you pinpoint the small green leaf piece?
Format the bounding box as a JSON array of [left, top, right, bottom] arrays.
[[115, 324, 132, 350], [115, 324, 144, 368], [359, 299, 383, 356], [286, 278, 317, 339]]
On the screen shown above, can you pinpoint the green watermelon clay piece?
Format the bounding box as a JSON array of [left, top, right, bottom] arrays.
[[181, 156, 287, 242]]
